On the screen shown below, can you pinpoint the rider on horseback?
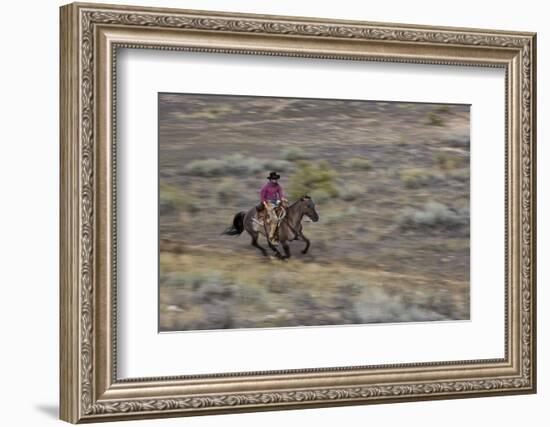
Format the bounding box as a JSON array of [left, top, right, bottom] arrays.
[[259, 171, 287, 244]]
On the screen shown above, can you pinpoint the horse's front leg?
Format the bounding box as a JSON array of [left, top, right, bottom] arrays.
[[262, 221, 283, 258], [300, 232, 310, 254], [266, 240, 283, 258], [281, 241, 291, 259]]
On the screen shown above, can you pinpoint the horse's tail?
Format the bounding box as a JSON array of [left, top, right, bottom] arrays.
[[221, 211, 246, 236]]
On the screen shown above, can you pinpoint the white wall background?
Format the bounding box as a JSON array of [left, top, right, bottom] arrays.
[[0, 0, 545, 426]]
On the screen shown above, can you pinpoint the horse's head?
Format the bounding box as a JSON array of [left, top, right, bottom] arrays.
[[299, 195, 319, 222]]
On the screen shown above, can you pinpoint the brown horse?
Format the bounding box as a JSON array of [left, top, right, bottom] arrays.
[[222, 196, 319, 259]]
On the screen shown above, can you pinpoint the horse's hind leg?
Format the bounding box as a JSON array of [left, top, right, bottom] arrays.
[[300, 232, 311, 254], [250, 233, 268, 257]]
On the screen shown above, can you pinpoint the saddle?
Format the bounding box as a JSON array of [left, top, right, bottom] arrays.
[[254, 203, 287, 244], [255, 203, 286, 224]]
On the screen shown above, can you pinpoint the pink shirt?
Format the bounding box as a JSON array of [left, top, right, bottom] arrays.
[[260, 182, 284, 202]]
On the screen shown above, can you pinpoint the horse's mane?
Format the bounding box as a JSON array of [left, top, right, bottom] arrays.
[[289, 195, 310, 208]]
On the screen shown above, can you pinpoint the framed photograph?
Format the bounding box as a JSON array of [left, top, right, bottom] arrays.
[[60, 2, 537, 423]]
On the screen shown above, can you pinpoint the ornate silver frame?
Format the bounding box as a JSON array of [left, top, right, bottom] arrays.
[[60, 2, 537, 423]]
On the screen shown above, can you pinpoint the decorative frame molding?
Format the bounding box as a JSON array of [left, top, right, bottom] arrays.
[[60, 2, 536, 423]]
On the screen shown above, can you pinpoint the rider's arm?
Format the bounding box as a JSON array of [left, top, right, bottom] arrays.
[[278, 184, 286, 201], [260, 184, 269, 202]]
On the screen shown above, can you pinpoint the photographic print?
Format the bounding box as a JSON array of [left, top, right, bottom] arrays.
[[60, 5, 536, 419], [159, 93, 470, 332]]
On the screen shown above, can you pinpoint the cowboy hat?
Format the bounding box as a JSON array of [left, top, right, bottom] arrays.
[[267, 171, 281, 180]]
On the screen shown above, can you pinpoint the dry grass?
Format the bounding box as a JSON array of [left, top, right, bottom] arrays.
[[160, 249, 469, 331]]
